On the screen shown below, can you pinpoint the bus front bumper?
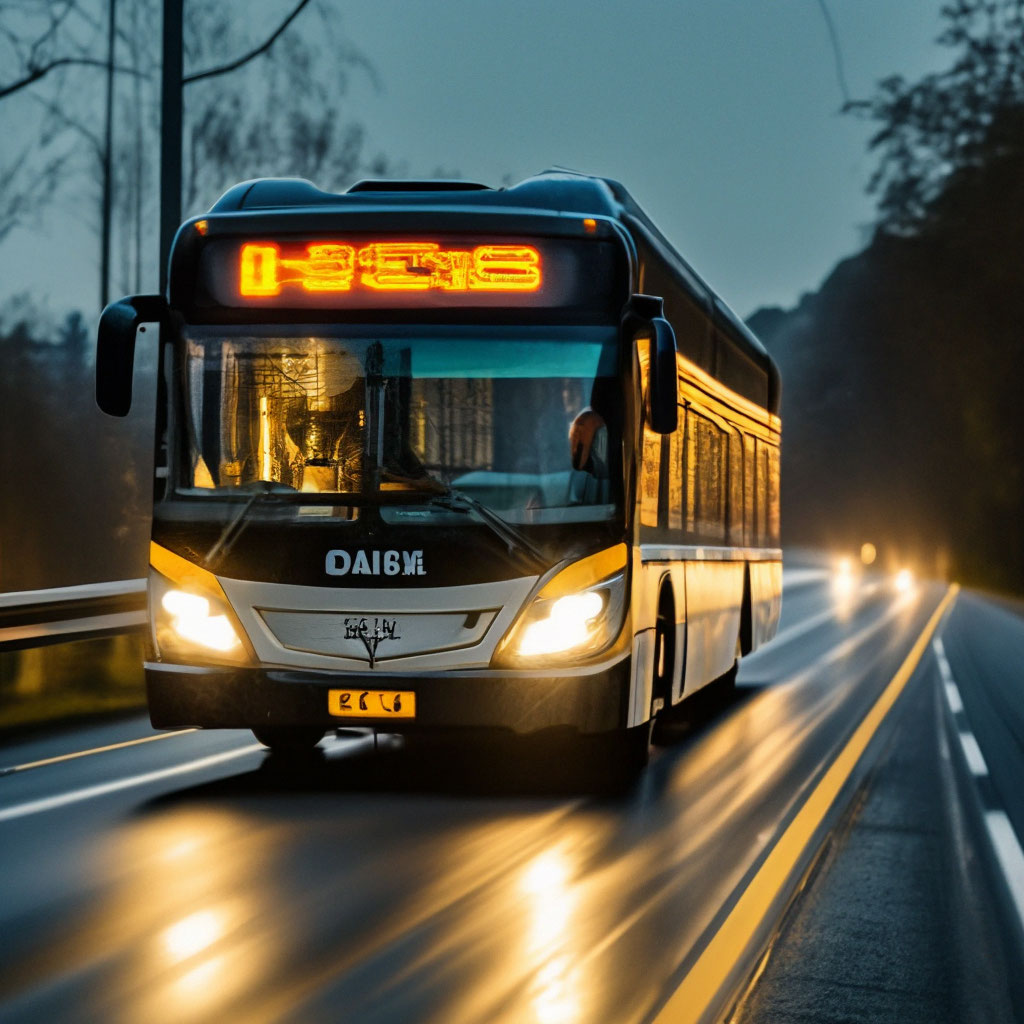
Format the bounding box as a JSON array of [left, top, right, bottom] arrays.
[[144, 659, 631, 737]]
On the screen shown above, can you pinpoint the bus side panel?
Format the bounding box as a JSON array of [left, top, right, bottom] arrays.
[[629, 630, 656, 728], [683, 560, 744, 694], [627, 556, 685, 726], [749, 560, 783, 650]]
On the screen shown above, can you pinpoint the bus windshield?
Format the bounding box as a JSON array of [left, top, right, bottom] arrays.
[[180, 325, 623, 524]]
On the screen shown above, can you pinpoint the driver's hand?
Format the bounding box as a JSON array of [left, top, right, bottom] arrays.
[[568, 408, 606, 471]]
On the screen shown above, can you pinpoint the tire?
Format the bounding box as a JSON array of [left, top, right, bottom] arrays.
[[251, 726, 324, 753]]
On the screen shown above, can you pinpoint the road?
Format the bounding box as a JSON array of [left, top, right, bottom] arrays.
[[0, 568, 1020, 1023]]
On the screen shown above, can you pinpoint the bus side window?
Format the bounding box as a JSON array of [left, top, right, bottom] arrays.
[[693, 412, 726, 542], [728, 430, 744, 547], [640, 429, 662, 529], [685, 410, 698, 535], [743, 434, 756, 547], [768, 444, 781, 547], [755, 439, 769, 547], [668, 405, 684, 532], [710, 419, 726, 542]]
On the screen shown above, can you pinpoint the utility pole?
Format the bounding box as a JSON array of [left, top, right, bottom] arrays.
[[159, 0, 183, 296], [100, 0, 116, 310]]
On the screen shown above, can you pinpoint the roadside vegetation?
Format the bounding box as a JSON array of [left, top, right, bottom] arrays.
[[751, 0, 1024, 594]]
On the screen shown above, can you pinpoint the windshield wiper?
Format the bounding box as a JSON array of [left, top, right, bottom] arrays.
[[200, 473, 547, 575], [377, 472, 546, 570], [203, 482, 292, 568], [423, 487, 548, 573]]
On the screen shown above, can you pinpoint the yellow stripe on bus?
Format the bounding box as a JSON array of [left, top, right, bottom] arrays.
[[654, 583, 959, 1024], [537, 543, 628, 599], [149, 541, 230, 604]]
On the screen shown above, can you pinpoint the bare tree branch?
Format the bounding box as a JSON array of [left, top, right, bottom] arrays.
[[183, 0, 312, 84], [28, 90, 103, 160], [27, 0, 76, 69], [0, 56, 146, 100]]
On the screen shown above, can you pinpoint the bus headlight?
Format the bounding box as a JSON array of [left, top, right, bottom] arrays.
[[494, 570, 627, 666], [162, 590, 241, 651], [150, 571, 248, 663]]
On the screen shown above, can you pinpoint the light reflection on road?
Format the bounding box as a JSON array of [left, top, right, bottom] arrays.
[[521, 847, 581, 1023], [0, 579, 944, 1024], [107, 810, 275, 1024]]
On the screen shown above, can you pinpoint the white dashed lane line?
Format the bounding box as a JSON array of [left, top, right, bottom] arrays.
[[985, 811, 1024, 928], [934, 635, 1024, 930], [0, 729, 197, 777], [0, 744, 262, 823]]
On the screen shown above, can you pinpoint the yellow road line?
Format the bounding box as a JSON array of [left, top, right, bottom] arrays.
[[654, 583, 960, 1024], [0, 729, 197, 776]]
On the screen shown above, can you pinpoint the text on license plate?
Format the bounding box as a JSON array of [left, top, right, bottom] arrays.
[[328, 689, 415, 718]]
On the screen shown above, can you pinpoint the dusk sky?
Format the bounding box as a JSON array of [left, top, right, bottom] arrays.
[[1, 0, 950, 321]]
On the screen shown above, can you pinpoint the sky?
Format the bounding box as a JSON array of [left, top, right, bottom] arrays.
[[1, 0, 951, 322]]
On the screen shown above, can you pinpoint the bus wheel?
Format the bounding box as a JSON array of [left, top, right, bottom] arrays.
[[251, 726, 324, 753]]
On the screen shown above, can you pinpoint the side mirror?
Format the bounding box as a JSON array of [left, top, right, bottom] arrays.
[[96, 294, 168, 416], [628, 294, 678, 434]]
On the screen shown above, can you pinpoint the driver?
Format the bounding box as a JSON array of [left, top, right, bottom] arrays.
[[569, 407, 607, 472]]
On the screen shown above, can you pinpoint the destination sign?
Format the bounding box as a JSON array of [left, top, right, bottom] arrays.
[[194, 235, 623, 314], [240, 241, 542, 296]]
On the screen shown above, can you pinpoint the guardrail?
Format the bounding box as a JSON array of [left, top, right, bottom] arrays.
[[0, 580, 147, 651]]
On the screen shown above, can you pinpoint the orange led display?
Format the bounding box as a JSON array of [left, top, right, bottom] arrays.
[[238, 241, 541, 297]]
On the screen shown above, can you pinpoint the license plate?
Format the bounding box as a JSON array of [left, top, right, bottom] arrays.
[[328, 689, 415, 719]]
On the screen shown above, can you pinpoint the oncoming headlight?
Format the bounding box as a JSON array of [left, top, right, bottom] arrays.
[[493, 545, 628, 667]]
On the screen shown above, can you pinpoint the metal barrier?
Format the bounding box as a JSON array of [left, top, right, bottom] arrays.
[[0, 580, 147, 651]]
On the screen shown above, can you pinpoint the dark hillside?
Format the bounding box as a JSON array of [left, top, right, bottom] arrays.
[[750, 143, 1024, 592], [750, 0, 1024, 595]]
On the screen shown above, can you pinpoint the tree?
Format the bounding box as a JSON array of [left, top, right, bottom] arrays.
[[850, 0, 1024, 233], [753, 0, 1024, 591], [180, 1, 382, 215], [0, 0, 384, 303]]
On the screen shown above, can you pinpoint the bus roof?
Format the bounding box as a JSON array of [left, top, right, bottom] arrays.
[[209, 170, 770, 357], [193, 170, 778, 411]]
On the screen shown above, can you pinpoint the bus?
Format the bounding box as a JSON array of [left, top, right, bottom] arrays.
[[96, 170, 782, 783]]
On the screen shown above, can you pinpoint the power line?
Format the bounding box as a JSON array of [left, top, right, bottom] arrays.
[[815, 0, 853, 109]]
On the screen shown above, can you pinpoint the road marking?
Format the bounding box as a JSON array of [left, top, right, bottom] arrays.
[[654, 583, 959, 1024], [958, 732, 989, 777], [0, 744, 261, 823], [985, 811, 1024, 929], [935, 631, 1024, 933], [943, 682, 963, 713], [933, 637, 954, 682], [933, 639, 964, 712], [0, 729, 197, 777]]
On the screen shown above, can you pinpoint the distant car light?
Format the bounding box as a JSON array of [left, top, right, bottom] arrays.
[[832, 557, 856, 598], [860, 542, 877, 566], [894, 568, 914, 594]]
